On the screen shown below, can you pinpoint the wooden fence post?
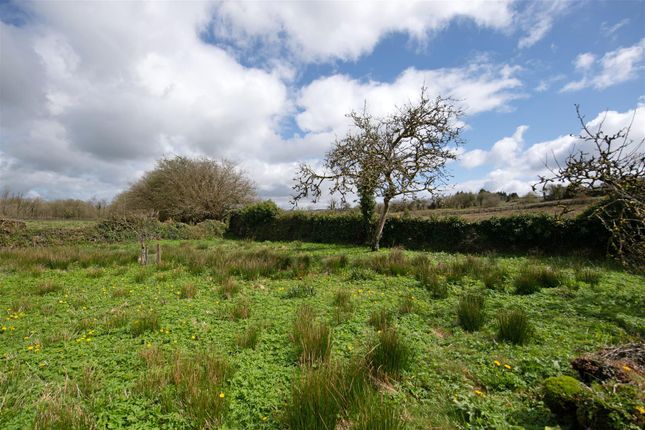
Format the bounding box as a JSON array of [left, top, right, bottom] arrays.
[[156, 243, 161, 265]]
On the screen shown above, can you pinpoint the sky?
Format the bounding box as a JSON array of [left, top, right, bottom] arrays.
[[0, 0, 644, 208]]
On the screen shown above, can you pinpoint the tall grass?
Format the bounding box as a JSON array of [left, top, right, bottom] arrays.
[[291, 305, 332, 365], [282, 366, 343, 430], [497, 309, 532, 345], [218, 277, 240, 300], [229, 298, 250, 321], [34, 281, 62, 296], [368, 308, 392, 331], [283, 359, 372, 430], [575, 267, 602, 286], [180, 283, 197, 299], [33, 385, 95, 430], [236, 324, 261, 349], [514, 265, 565, 295], [131, 309, 160, 336], [136, 348, 233, 427], [366, 328, 411, 378], [457, 292, 485, 332], [352, 394, 406, 430], [415, 265, 448, 298]]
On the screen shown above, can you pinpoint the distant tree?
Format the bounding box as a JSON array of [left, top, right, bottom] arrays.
[[113, 156, 256, 223], [534, 105, 644, 270], [292, 88, 463, 250]]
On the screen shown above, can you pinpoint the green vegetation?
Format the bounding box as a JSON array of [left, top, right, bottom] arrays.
[[0, 238, 642, 429], [457, 292, 486, 332], [497, 308, 532, 345]]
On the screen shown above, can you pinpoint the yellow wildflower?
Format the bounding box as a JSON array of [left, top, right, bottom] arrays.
[[219, 392, 225, 398], [504, 364, 512, 370], [623, 365, 632, 372], [262, 416, 268, 421], [636, 405, 645, 414], [474, 389, 484, 396], [494, 360, 501, 366]]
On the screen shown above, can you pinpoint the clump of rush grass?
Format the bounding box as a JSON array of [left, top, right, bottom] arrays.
[[229, 297, 250, 321], [236, 324, 261, 349], [398, 295, 415, 315], [352, 393, 406, 430], [282, 284, 316, 299], [575, 267, 602, 286], [366, 328, 411, 379], [33, 387, 95, 430], [282, 358, 373, 430], [180, 283, 197, 299], [218, 277, 240, 300], [35, 281, 62, 296], [85, 267, 104, 279], [331, 290, 354, 324], [77, 365, 101, 399], [170, 351, 233, 428], [346, 268, 375, 282], [457, 292, 485, 332], [369, 248, 408, 276], [416, 265, 448, 299], [135, 347, 234, 426], [103, 308, 131, 331], [282, 365, 343, 430], [130, 309, 160, 336], [368, 308, 392, 331], [111, 287, 130, 299], [478, 262, 507, 290], [332, 290, 353, 312], [497, 308, 532, 345], [514, 264, 565, 295], [323, 254, 349, 272], [291, 305, 332, 366]]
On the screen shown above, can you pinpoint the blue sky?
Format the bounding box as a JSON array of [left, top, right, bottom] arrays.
[[1, 0, 644, 206]]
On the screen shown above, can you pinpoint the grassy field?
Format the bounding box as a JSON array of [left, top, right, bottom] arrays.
[[0, 239, 643, 429]]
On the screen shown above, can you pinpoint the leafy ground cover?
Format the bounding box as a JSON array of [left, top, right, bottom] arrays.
[[0, 239, 643, 429]]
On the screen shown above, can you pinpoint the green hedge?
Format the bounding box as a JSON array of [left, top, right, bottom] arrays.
[[228, 205, 609, 255]]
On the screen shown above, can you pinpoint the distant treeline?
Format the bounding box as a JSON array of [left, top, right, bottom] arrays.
[[0, 189, 108, 220]]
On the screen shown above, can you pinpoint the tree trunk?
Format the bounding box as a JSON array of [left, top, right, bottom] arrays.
[[371, 198, 390, 251]]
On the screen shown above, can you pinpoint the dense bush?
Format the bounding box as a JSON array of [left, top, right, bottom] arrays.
[[228, 211, 608, 256], [457, 292, 486, 332]]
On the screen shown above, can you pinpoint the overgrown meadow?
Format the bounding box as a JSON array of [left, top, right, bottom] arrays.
[[1, 239, 643, 429]]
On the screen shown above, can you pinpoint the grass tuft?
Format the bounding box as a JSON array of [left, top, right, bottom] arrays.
[[218, 277, 240, 300], [457, 292, 486, 332], [180, 283, 197, 299], [35, 281, 61, 296], [236, 324, 261, 349], [229, 297, 251, 321], [368, 308, 392, 331], [366, 328, 411, 378], [497, 308, 532, 345], [282, 284, 316, 299], [291, 305, 332, 365], [130, 309, 160, 336], [575, 267, 602, 286], [514, 265, 565, 295]]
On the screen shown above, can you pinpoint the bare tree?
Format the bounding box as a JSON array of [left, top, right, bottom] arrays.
[[292, 88, 463, 250], [113, 156, 256, 223], [534, 105, 644, 270]]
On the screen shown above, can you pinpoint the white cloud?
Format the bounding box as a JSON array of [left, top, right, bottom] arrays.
[[460, 149, 488, 168], [574, 52, 595, 70], [296, 63, 523, 134], [212, 0, 514, 62], [517, 0, 570, 49], [454, 106, 645, 194], [562, 39, 645, 92], [0, 2, 291, 201]]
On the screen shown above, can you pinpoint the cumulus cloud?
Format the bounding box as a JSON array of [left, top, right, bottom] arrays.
[[562, 39, 645, 92], [0, 1, 291, 200], [212, 0, 514, 62], [454, 106, 645, 194], [297, 64, 523, 134]]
